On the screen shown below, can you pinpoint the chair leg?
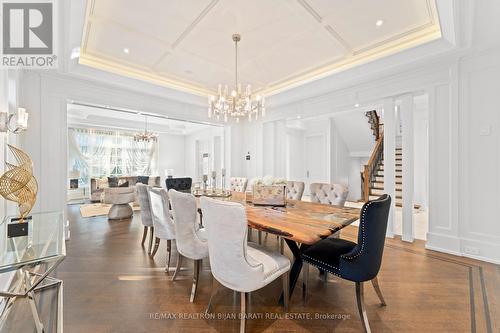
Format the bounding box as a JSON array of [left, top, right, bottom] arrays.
[[258, 231, 262, 245], [371, 277, 387, 306], [355, 282, 371, 333], [247, 227, 252, 241], [165, 240, 172, 274], [190, 259, 201, 303], [148, 227, 155, 254], [282, 271, 289, 312], [206, 277, 222, 314], [172, 253, 183, 281], [279, 237, 284, 254], [151, 237, 160, 257], [240, 292, 247, 333], [302, 262, 309, 303], [141, 226, 148, 246], [323, 271, 328, 283], [198, 209, 203, 227]]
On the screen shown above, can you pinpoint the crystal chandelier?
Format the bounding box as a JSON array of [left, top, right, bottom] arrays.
[[208, 34, 265, 123], [134, 114, 158, 142]]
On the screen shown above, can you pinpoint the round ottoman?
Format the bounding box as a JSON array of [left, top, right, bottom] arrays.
[[104, 187, 136, 220]]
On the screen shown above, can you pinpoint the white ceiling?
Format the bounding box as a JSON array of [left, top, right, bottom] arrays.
[[80, 0, 441, 96], [67, 103, 216, 135]]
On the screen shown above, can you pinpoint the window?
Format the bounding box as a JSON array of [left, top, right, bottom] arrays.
[[68, 128, 158, 186]]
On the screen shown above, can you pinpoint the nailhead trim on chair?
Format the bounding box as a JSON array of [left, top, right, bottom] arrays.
[[302, 254, 340, 271], [302, 254, 342, 278], [340, 200, 373, 260]]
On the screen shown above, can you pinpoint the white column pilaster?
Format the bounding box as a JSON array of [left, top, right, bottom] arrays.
[[274, 120, 287, 178], [383, 98, 396, 238], [400, 93, 415, 242]]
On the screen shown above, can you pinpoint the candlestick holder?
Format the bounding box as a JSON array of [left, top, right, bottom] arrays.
[[202, 175, 208, 191]]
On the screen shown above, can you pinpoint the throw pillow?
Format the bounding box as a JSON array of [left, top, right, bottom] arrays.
[[108, 176, 119, 188], [118, 181, 129, 187], [136, 176, 149, 185]]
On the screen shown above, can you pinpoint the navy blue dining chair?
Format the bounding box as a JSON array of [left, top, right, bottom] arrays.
[[301, 194, 391, 333], [165, 177, 192, 193]]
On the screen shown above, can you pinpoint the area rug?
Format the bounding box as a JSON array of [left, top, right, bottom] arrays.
[[79, 203, 141, 218]]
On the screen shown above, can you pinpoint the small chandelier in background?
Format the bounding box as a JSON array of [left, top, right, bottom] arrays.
[[134, 114, 158, 142], [208, 33, 265, 123]]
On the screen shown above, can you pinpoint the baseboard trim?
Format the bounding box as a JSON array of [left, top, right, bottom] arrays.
[[426, 232, 500, 264], [462, 253, 500, 265], [425, 244, 462, 257], [426, 232, 461, 254], [401, 236, 415, 243]]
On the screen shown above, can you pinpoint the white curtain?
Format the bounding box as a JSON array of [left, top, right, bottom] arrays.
[[68, 128, 158, 184]]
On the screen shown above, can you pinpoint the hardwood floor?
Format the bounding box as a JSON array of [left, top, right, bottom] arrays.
[[46, 205, 499, 332]]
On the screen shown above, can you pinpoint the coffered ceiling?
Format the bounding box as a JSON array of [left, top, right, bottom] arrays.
[[80, 0, 441, 96]]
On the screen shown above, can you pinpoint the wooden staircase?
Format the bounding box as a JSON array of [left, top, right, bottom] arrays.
[[369, 147, 404, 206], [362, 111, 419, 208], [361, 111, 383, 202]]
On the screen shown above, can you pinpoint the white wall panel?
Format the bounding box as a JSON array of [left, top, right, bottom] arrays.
[[157, 133, 186, 183], [458, 51, 500, 262]]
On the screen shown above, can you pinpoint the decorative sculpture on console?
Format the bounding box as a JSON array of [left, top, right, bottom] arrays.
[[0, 145, 38, 221]]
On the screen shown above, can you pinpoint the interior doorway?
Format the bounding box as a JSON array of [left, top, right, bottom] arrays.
[[304, 134, 327, 196]]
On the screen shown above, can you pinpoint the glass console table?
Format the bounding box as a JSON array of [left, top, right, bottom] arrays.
[[0, 211, 65, 333]]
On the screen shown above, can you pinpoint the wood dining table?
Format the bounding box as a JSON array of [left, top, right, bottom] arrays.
[[199, 191, 361, 300]]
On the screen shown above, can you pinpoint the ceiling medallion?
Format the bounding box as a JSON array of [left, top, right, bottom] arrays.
[[134, 114, 158, 142], [208, 33, 265, 123]]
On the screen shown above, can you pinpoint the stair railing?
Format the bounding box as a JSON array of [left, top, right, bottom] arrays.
[[362, 130, 384, 202], [365, 110, 380, 141]]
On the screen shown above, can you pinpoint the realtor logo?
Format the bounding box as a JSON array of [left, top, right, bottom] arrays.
[[1, 1, 57, 68]]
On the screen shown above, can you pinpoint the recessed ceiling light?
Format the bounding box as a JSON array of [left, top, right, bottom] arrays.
[[375, 20, 384, 27], [354, 103, 360, 108], [296, 115, 302, 119], [123, 48, 130, 54]]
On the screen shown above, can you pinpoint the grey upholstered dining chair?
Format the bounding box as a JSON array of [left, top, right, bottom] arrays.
[[168, 189, 209, 302], [269, 181, 306, 253], [230, 177, 248, 192], [200, 197, 291, 333], [286, 181, 305, 201], [148, 188, 175, 272], [309, 183, 349, 207], [309, 182, 350, 280], [136, 183, 154, 254]]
